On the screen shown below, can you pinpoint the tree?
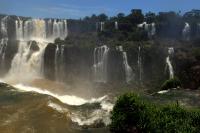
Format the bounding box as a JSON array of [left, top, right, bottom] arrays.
[[117, 13, 125, 19], [116, 13, 125, 22], [98, 13, 108, 21], [128, 9, 144, 25], [90, 14, 98, 22], [145, 12, 156, 23], [83, 16, 90, 21]]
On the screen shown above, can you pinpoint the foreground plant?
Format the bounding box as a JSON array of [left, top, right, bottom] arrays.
[[110, 93, 200, 133]]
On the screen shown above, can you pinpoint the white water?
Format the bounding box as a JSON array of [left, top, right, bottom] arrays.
[[13, 83, 113, 126], [14, 83, 104, 105], [55, 44, 65, 81], [150, 23, 156, 36], [182, 22, 190, 40], [138, 46, 142, 82], [100, 22, 105, 31], [8, 41, 48, 81], [138, 22, 156, 37], [123, 52, 133, 83], [0, 16, 9, 69], [0, 38, 8, 67], [93, 45, 109, 83], [157, 89, 169, 94], [0, 16, 8, 37], [5, 18, 68, 82], [116, 46, 133, 83], [52, 19, 68, 40], [115, 21, 118, 30], [48, 102, 68, 113], [55, 45, 59, 80], [166, 47, 174, 79]]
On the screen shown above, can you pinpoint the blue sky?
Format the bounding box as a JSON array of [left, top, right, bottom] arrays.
[[0, 0, 199, 19]]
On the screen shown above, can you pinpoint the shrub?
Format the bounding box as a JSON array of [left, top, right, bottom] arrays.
[[110, 93, 200, 133], [161, 77, 181, 90]]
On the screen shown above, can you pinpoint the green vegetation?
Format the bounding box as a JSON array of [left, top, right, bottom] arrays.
[[161, 77, 181, 90], [110, 93, 200, 133], [82, 9, 200, 41]]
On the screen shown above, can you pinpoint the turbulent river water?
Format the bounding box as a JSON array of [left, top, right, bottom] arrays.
[[0, 17, 117, 133], [0, 78, 113, 133]]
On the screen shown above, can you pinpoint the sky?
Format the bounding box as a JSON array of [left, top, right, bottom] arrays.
[[0, 0, 199, 19]]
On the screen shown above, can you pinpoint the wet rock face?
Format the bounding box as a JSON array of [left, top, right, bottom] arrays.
[[30, 41, 40, 51], [174, 48, 200, 89], [44, 44, 94, 82], [1, 40, 18, 75], [44, 44, 127, 84], [44, 43, 56, 80], [190, 65, 200, 89], [107, 50, 125, 83]]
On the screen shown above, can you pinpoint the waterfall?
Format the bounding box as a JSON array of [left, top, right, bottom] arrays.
[[100, 22, 105, 31], [137, 22, 156, 37], [6, 18, 68, 81], [122, 52, 133, 83], [15, 18, 67, 41], [115, 21, 118, 30], [8, 41, 46, 78], [116, 46, 133, 83], [166, 47, 174, 79], [182, 22, 190, 40], [0, 16, 8, 37], [55, 45, 59, 80], [150, 23, 156, 36], [0, 16, 9, 69], [138, 46, 142, 82], [55, 44, 65, 81], [93, 45, 109, 83], [0, 38, 8, 68], [15, 17, 23, 40]]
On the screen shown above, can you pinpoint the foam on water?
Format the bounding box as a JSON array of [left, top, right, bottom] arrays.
[[157, 90, 170, 94], [0, 79, 5, 83], [0, 80, 114, 126], [13, 84, 108, 106], [71, 109, 109, 126], [48, 102, 68, 113]]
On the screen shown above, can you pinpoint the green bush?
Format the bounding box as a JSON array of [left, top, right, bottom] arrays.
[[110, 93, 200, 133], [161, 77, 181, 90]]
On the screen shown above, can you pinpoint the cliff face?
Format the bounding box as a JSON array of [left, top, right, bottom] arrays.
[[44, 44, 126, 84], [1, 14, 200, 90], [174, 45, 200, 89]]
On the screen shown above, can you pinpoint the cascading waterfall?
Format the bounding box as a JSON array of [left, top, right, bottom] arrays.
[[166, 47, 174, 79], [15, 17, 23, 39], [182, 22, 190, 40], [6, 18, 68, 81], [55, 44, 65, 81], [138, 22, 156, 37], [0, 38, 8, 68], [52, 19, 68, 40], [115, 21, 118, 30], [138, 46, 142, 82], [55, 45, 59, 80], [150, 23, 156, 36], [100, 22, 105, 31], [116, 46, 133, 83], [93, 45, 109, 83], [0, 16, 9, 69]]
